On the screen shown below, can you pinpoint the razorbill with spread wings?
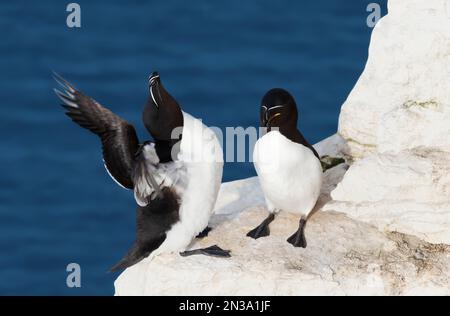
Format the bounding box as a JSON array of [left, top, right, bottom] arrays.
[[249, 88, 322, 248], [54, 72, 228, 271]]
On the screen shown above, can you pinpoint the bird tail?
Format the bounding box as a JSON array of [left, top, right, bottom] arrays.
[[110, 243, 148, 272]]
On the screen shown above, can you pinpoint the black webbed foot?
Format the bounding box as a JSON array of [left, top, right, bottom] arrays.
[[246, 213, 275, 239], [287, 217, 307, 248], [196, 226, 212, 239], [180, 245, 231, 258]]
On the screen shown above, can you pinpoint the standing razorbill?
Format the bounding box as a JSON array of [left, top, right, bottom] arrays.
[[249, 88, 322, 248], [54, 72, 228, 271]]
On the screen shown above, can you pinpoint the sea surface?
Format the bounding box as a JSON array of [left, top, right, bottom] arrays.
[[0, 0, 387, 295]]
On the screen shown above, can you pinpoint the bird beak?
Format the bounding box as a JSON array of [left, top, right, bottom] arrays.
[[261, 107, 269, 127], [149, 72, 162, 108], [149, 72, 160, 85], [267, 113, 281, 127], [263, 110, 281, 128]]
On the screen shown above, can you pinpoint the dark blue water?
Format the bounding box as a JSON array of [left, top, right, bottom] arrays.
[[0, 1, 386, 295]]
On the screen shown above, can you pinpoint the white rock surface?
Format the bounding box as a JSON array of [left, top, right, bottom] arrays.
[[115, 137, 450, 296], [115, 0, 450, 295], [338, 0, 450, 158], [115, 167, 450, 296], [325, 147, 450, 244], [330, 0, 450, 246]]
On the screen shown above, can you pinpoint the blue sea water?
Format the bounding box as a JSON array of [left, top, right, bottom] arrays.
[[0, 1, 387, 295]]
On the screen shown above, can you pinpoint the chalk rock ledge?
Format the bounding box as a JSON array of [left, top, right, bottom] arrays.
[[338, 0, 450, 158], [330, 0, 450, 246], [115, 135, 450, 296], [115, 0, 450, 295], [325, 147, 450, 245]]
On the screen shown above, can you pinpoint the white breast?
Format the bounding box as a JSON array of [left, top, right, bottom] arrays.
[[253, 131, 322, 216], [153, 111, 224, 255]]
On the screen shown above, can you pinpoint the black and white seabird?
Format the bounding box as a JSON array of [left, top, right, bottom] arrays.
[[249, 88, 322, 248], [54, 72, 228, 271]]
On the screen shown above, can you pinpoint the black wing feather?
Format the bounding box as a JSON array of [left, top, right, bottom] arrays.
[[53, 72, 139, 189]]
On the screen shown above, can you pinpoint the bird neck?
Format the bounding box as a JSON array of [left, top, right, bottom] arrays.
[[278, 126, 320, 159], [154, 139, 180, 163]]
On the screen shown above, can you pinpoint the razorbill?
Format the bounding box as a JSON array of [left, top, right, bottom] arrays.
[[53, 72, 228, 271], [249, 88, 322, 248]]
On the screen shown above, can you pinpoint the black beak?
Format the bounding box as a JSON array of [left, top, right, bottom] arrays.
[[262, 107, 282, 129], [149, 72, 162, 108], [261, 107, 269, 127], [149, 72, 160, 86]]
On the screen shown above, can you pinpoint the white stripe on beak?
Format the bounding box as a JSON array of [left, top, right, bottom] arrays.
[[150, 85, 159, 108]]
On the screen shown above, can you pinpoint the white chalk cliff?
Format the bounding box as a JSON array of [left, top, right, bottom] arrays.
[[331, 0, 450, 245], [115, 0, 450, 296]]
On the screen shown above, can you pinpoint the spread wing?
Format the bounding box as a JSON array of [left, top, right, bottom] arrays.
[[53, 72, 140, 190]]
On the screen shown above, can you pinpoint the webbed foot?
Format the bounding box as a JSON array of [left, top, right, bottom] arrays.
[[246, 213, 275, 239], [287, 217, 307, 248], [196, 226, 212, 239], [180, 245, 231, 258]]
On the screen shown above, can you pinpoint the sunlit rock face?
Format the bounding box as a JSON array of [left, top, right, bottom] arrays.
[[115, 165, 450, 296], [331, 0, 450, 246], [326, 147, 450, 244], [115, 136, 450, 296], [338, 0, 450, 158], [115, 0, 450, 296]]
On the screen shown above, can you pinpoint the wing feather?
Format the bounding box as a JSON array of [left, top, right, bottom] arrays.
[[54, 72, 139, 189]]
